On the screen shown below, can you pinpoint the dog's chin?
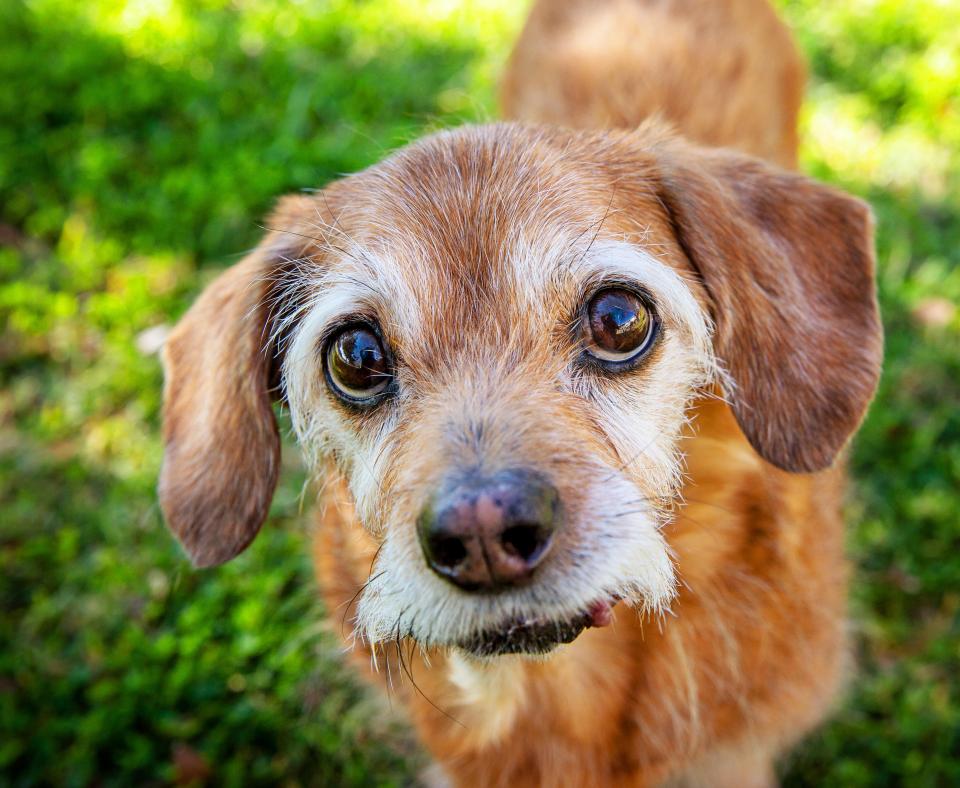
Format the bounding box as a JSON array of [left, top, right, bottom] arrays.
[[455, 598, 616, 658]]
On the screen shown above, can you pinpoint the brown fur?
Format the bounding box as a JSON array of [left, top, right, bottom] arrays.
[[501, 0, 806, 168], [159, 196, 317, 566], [159, 1, 882, 785], [651, 139, 882, 472]]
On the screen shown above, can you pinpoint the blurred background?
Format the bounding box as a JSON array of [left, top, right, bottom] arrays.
[[1, 0, 958, 784]]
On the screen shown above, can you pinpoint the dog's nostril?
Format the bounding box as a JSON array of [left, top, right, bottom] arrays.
[[500, 523, 550, 562], [429, 534, 468, 569]]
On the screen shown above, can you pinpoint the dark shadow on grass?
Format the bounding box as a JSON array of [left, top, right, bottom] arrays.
[[0, 0, 486, 263]]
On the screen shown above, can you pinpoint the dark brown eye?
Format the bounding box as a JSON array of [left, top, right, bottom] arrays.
[[325, 323, 393, 403], [584, 288, 658, 364]]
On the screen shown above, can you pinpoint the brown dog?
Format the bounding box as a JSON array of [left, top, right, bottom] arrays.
[[159, 1, 882, 785]]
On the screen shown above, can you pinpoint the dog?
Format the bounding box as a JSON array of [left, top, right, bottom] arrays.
[[158, 0, 883, 784]]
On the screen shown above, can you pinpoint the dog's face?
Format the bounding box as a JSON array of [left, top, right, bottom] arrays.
[[158, 124, 882, 656], [280, 132, 714, 653]]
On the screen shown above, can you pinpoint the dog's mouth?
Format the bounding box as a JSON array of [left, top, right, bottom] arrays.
[[458, 598, 616, 657]]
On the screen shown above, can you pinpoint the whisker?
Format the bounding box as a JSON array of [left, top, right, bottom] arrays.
[[339, 569, 387, 640], [394, 618, 466, 729]]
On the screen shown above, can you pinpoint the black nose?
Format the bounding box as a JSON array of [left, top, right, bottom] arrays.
[[417, 469, 560, 592]]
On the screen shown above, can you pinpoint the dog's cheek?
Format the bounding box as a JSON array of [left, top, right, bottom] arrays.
[[581, 344, 703, 501], [283, 328, 397, 533]]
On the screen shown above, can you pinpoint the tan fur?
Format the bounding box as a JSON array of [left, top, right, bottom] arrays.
[[159, 1, 882, 785], [501, 0, 805, 168]]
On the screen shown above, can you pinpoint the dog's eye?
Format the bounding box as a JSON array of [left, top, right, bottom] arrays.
[[325, 323, 393, 403], [584, 288, 658, 365]]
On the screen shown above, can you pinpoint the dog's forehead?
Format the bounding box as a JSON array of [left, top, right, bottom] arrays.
[[356, 127, 604, 286]]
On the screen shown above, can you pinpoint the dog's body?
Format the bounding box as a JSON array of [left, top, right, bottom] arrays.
[[159, 1, 882, 785], [501, 0, 805, 168]]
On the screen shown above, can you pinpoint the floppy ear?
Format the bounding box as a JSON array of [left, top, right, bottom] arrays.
[[158, 197, 316, 567], [654, 140, 883, 472]]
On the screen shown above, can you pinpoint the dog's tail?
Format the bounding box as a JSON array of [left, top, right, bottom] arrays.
[[500, 0, 805, 168]]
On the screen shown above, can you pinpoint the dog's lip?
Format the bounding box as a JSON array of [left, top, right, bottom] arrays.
[[458, 597, 617, 657]]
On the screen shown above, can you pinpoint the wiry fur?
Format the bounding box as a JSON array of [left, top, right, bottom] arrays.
[[282, 223, 715, 647], [158, 1, 882, 785]]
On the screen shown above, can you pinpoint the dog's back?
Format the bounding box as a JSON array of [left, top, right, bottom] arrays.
[[501, 0, 805, 168]]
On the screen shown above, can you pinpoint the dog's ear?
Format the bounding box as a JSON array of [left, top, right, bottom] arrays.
[[653, 140, 883, 472], [158, 196, 316, 567]]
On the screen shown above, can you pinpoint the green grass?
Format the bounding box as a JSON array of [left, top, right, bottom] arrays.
[[1, 0, 957, 784]]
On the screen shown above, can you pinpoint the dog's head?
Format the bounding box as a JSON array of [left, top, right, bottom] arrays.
[[159, 124, 881, 656]]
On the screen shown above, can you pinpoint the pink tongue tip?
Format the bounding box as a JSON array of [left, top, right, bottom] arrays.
[[587, 599, 614, 628]]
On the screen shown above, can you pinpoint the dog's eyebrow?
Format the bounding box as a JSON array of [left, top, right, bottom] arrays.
[[576, 239, 713, 346]]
